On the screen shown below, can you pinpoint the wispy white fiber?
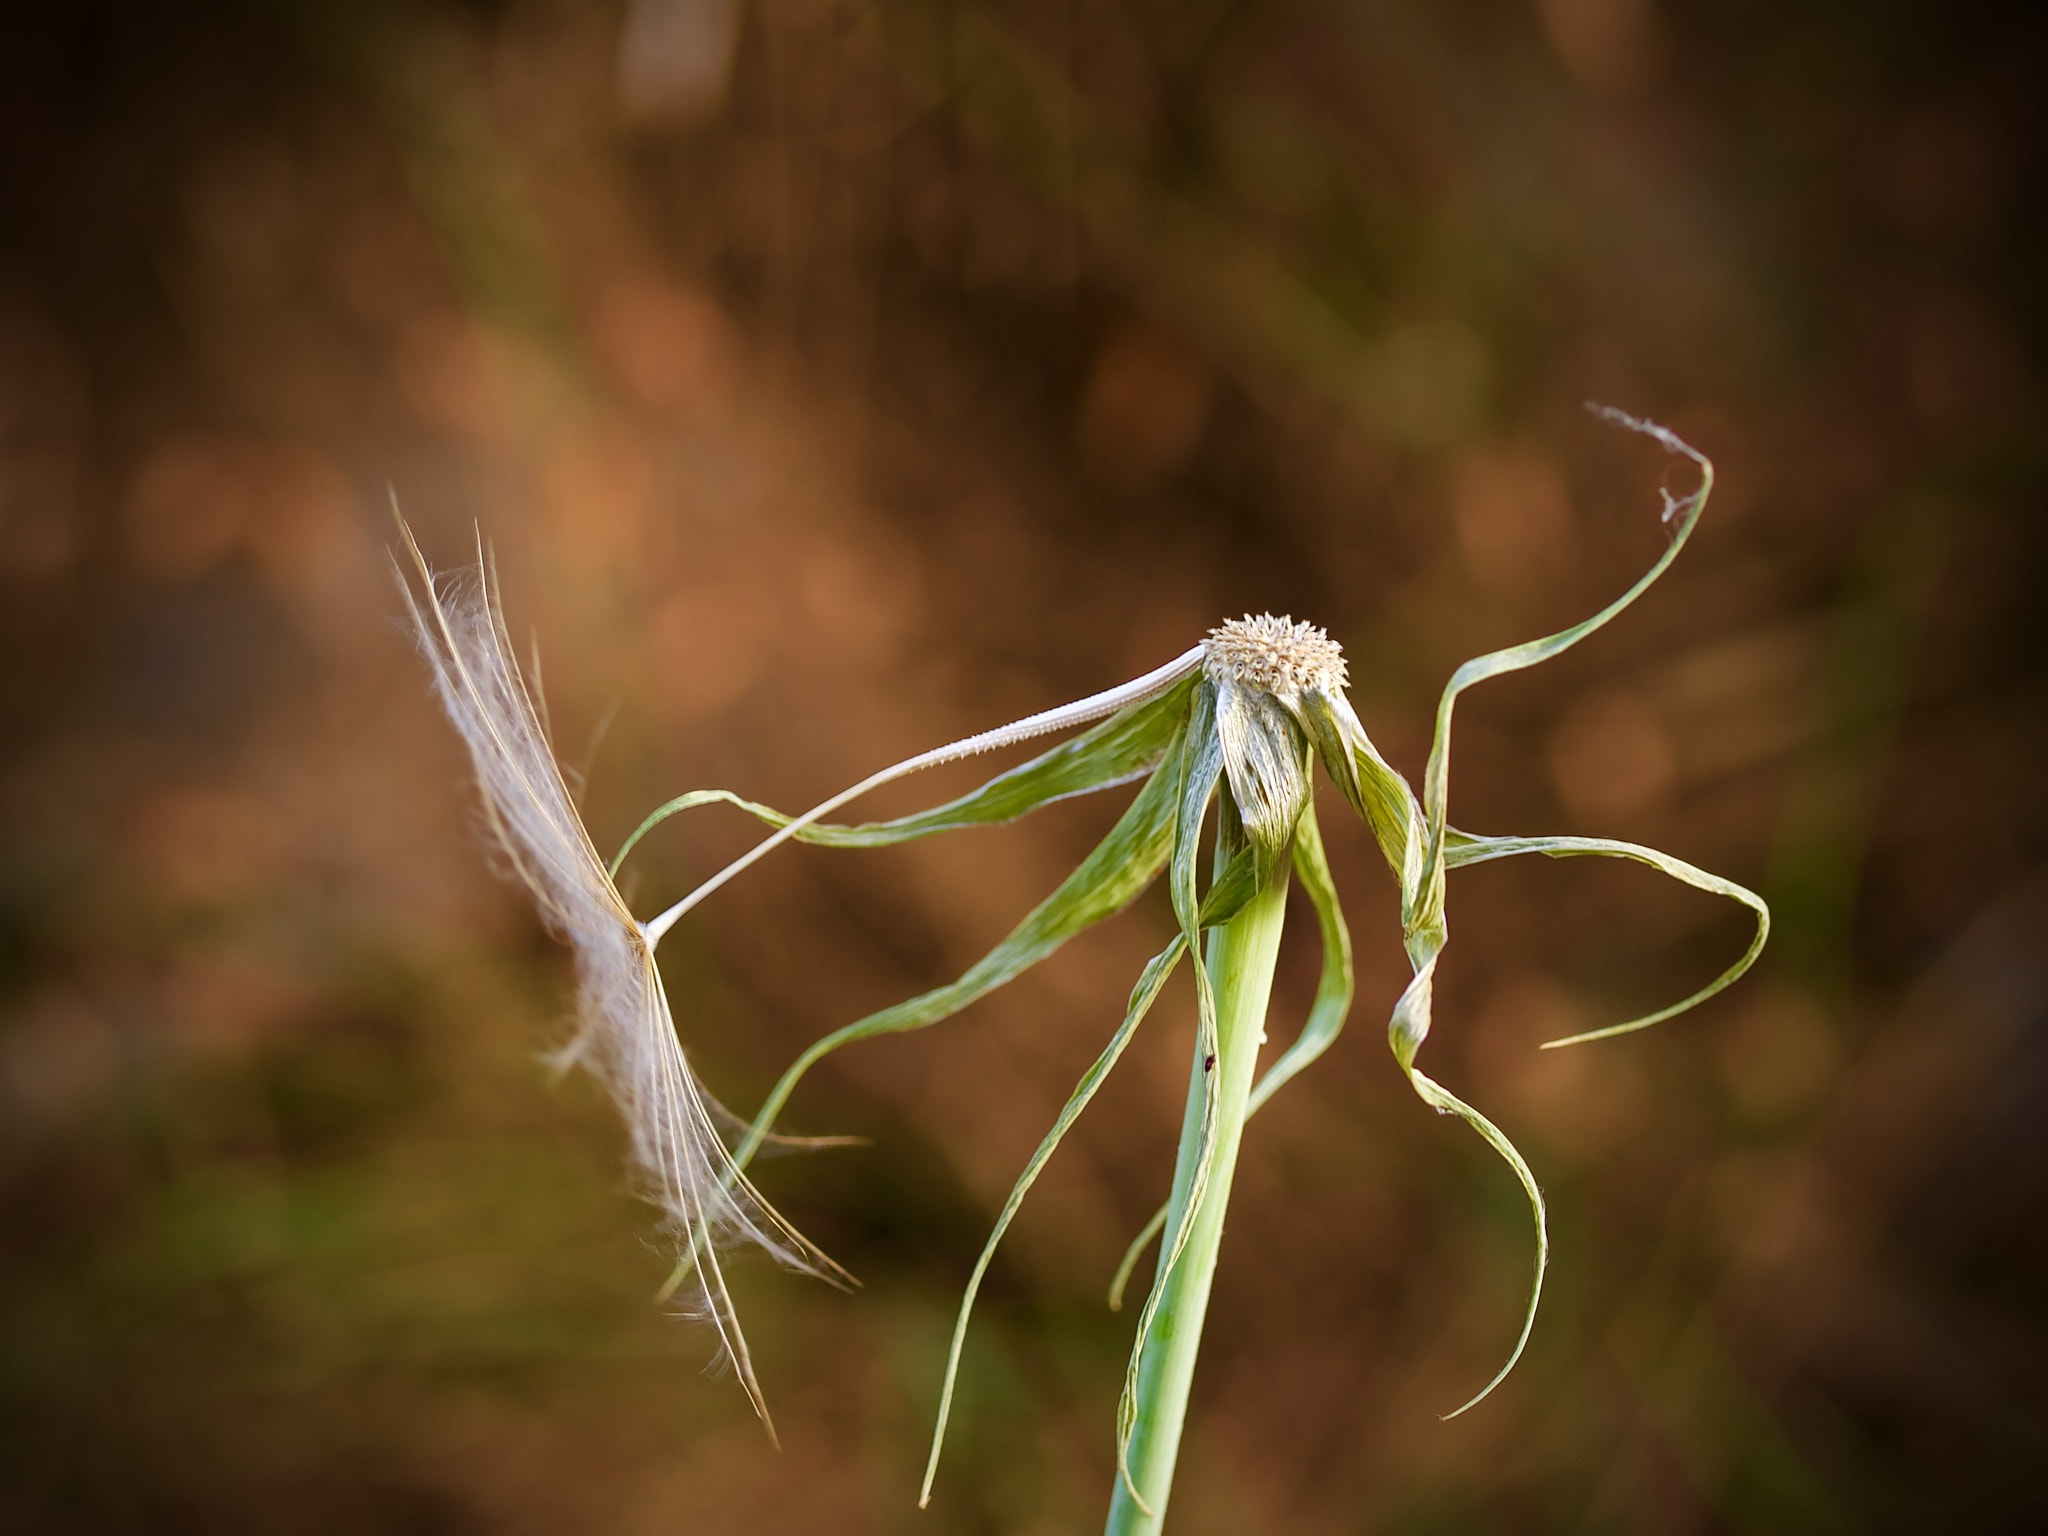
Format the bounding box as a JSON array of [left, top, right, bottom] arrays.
[[639, 640, 1207, 945], [394, 522, 837, 1437]]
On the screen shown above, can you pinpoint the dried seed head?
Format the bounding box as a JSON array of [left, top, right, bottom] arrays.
[[1204, 615, 1341, 861], [1203, 614, 1348, 699]]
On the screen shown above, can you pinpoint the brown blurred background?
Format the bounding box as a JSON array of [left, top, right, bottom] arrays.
[[2, 1, 2044, 1531]]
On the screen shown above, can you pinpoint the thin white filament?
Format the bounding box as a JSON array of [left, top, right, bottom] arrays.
[[639, 643, 1207, 947]]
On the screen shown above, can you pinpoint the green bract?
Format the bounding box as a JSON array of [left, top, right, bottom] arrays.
[[404, 408, 1766, 1525]]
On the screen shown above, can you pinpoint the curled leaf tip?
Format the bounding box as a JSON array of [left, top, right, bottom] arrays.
[[1406, 1072, 1549, 1421], [1583, 402, 1714, 521]]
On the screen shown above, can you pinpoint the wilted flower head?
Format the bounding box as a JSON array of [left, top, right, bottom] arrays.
[[400, 408, 1767, 1495]]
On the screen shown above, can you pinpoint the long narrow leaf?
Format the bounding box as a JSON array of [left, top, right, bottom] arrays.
[[1300, 688, 1426, 891], [920, 936, 1189, 1507], [612, 675, 1198, 875], [730, 725, 1190, 1171], [1106, 1206, 1168, 1313], [1247, 800, 1354, 1113], [1405, 1067, 1549, 1420], [1419, 411, 1713, 893], [1444, 829, 1769, 1047], [1382, 934, 1548, 1419]]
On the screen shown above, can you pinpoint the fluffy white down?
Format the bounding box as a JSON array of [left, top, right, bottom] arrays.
[[397, 530, 834, 1433]]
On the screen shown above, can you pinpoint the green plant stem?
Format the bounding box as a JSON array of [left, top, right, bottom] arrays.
[[1105, 859, 1290, 1535]]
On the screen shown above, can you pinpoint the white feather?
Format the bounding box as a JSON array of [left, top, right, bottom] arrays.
[[394, 521, 836, 1438]]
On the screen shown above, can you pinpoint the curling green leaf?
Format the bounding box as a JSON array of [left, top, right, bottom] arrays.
[[1444, 829, 1770, 1047], [1380, 934, 1547, 1417], [1404, 1066, 1549, 1420], [1300, 688, 1426, 891], [1343, 413, 1717, 1419], [1106, 1205, 1168, 1314], [611, 674, 1198, 875], [921, 935, 1189, 1507], [1419, 411, 1713, 894]]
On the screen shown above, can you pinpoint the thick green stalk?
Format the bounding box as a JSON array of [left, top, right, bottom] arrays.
[[1105, 859, 1290, 1535]]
